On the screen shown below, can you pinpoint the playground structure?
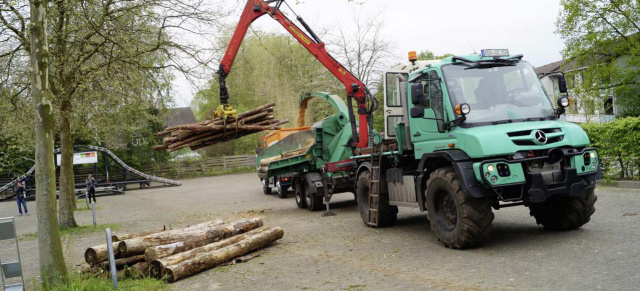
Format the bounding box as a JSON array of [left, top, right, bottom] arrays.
[[0, 145, 181, 201]]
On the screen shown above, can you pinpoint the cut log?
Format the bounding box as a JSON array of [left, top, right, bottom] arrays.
[[118, 218, 262, 257], [163, 227, 284, 282], [124, 261, 149, 278], [155, 102, 286, 151], [144, 218, 263, 262], [84, 242, 120, 265], [149, 226, 268, 278], [96, 254, 145, 270], [112, 229, 166, 242]]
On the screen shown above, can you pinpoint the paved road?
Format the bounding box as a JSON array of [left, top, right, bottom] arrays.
[[1, 173, 638, 290]]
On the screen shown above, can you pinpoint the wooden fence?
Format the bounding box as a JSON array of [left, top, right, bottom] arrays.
[[141, 155, 257, 179]]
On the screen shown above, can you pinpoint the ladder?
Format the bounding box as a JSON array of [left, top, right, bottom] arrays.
[[367, 144, 383, 227]]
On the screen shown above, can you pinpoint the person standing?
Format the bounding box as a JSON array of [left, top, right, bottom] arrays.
[[16, 179, 28, 216], [87, 174, 97, 203]]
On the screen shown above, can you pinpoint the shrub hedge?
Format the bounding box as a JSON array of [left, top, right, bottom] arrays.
[[580, 117, 640, 181]]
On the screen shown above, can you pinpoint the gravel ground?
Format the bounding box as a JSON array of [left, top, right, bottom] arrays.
[[1, 173, 639, 290]]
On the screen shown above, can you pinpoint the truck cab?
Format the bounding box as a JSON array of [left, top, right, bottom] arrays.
[[359, 50, 600, 248]]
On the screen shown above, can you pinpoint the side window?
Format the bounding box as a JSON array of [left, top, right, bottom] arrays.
[[427, 71, 444, 130], [385, 72, 401, 107], [386, 116, 403, 136], [503, 69, 525, 91]]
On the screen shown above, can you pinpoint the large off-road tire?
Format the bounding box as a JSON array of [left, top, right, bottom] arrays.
[[261, 178, 272, 195], [356, 171, 398, 227], [305, 183, 323, 211], [293, 179, 306, 209], [529, 188, 597, 231], [426, 167, 494, 249], [277, 180, 288, 199]]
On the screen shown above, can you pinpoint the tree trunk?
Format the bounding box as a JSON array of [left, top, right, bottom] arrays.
[[84, 242, 121, 265], [58, 98, 77, 228], [143, 218, 262, 262], [116, 219, 228, 257], [96, 255, 145, 270], [163, 227, 284, 282], [119, 218, 261, 257], [29, 0, 68, 284], [124, 262, 149, 278], [112, 229, 165, 242], [149, 227, 267, 278]]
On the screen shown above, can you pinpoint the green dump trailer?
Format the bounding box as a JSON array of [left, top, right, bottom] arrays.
[[256, 91, 381, 211]]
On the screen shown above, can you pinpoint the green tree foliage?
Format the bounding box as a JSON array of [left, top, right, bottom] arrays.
[[418, 50, 454, 60], [557, 0, 640, 116], [581, 117, 640, 180]]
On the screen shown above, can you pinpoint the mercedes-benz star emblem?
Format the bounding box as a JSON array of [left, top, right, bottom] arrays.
[[534, 130, 547, 145]]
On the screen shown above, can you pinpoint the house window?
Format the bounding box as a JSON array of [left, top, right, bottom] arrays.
[[604, 98, 614, 115]]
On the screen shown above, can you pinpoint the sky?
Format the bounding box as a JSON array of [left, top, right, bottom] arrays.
[[172, 0, 566, 107]]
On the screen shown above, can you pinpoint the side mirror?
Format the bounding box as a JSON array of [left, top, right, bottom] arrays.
[[557, 74, 567, 94], [410, 106, 424, 118], [411, 83, 424, 105]]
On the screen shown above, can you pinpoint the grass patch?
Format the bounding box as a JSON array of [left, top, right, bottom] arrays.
[[20, 223, 122, 241], [206, 167, 254, 176], [75, 205, 102, 212], [34, 273, 170, 291]]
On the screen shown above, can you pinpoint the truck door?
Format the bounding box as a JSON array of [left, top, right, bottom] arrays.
[[408, 70, 451, 155], [384, 72, 408, 139]]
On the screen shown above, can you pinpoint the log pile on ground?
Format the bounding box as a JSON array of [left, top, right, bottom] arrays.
[[81, 218, 283, 282], [154, 103, 288, 152]]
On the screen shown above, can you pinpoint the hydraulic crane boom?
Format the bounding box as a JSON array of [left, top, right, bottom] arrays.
[[217, 0, 375, 148]]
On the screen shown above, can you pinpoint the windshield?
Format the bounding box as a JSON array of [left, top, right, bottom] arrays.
[[442, 61, 555, 124]]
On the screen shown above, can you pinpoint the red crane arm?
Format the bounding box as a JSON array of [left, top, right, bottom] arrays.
[[218, 0, 371, 148]]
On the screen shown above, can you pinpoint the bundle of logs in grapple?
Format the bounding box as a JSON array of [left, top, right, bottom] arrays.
[[154, 102, 287, 152], [82, 218, 283, 282]]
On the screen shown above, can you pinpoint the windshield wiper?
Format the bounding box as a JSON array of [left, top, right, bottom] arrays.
[[525, 117, 547, 122], [492, 119, 513, 125]]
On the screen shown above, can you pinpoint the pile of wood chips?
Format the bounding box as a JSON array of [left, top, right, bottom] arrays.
[[83, 218, 283, 282], [154, 103, 288, 152]]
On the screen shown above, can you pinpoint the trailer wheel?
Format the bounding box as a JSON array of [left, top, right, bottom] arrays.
[[115, 184, 127, 192], [261, 178, 272, 194], [305, 182, 323, 211], [293, 179, 306, 209], [529, 188, 597, 231], [277, 180, 288, 199], [356, 171, 397, 227], [426, 167, 494, 249]]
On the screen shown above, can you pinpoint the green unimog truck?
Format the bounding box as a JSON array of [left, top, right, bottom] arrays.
[[259, 50, 600, 249]]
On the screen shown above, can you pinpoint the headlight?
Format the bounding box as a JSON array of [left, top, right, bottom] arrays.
[[487, 164, 495, 172]]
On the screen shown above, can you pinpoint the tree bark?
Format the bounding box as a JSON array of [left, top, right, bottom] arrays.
[[84, 242, 121, 265], [112, 229, 166, 242], [124, 262, 149, 278], [144, 218, 263, 262], [116, 219, 230, 257], [149, 226, 267, 278], [96, 255, 145, 270], [58, 98, 77, 228], [163, 227, 284, 282], [29, 0, 67, 284]]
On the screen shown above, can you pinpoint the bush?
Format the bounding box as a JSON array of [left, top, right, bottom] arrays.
[[581, 117, 640, 181]]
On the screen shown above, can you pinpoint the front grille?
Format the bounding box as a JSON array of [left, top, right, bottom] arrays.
[[507, 128, 564, 146]]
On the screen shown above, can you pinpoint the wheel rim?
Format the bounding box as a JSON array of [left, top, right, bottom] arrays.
[[295, 182, 302, 204], [305, 185, 311, 206], [437, 190, 457, 230]]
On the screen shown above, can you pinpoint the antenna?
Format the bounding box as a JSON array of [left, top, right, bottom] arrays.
[[467, 42, 477, 54]]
